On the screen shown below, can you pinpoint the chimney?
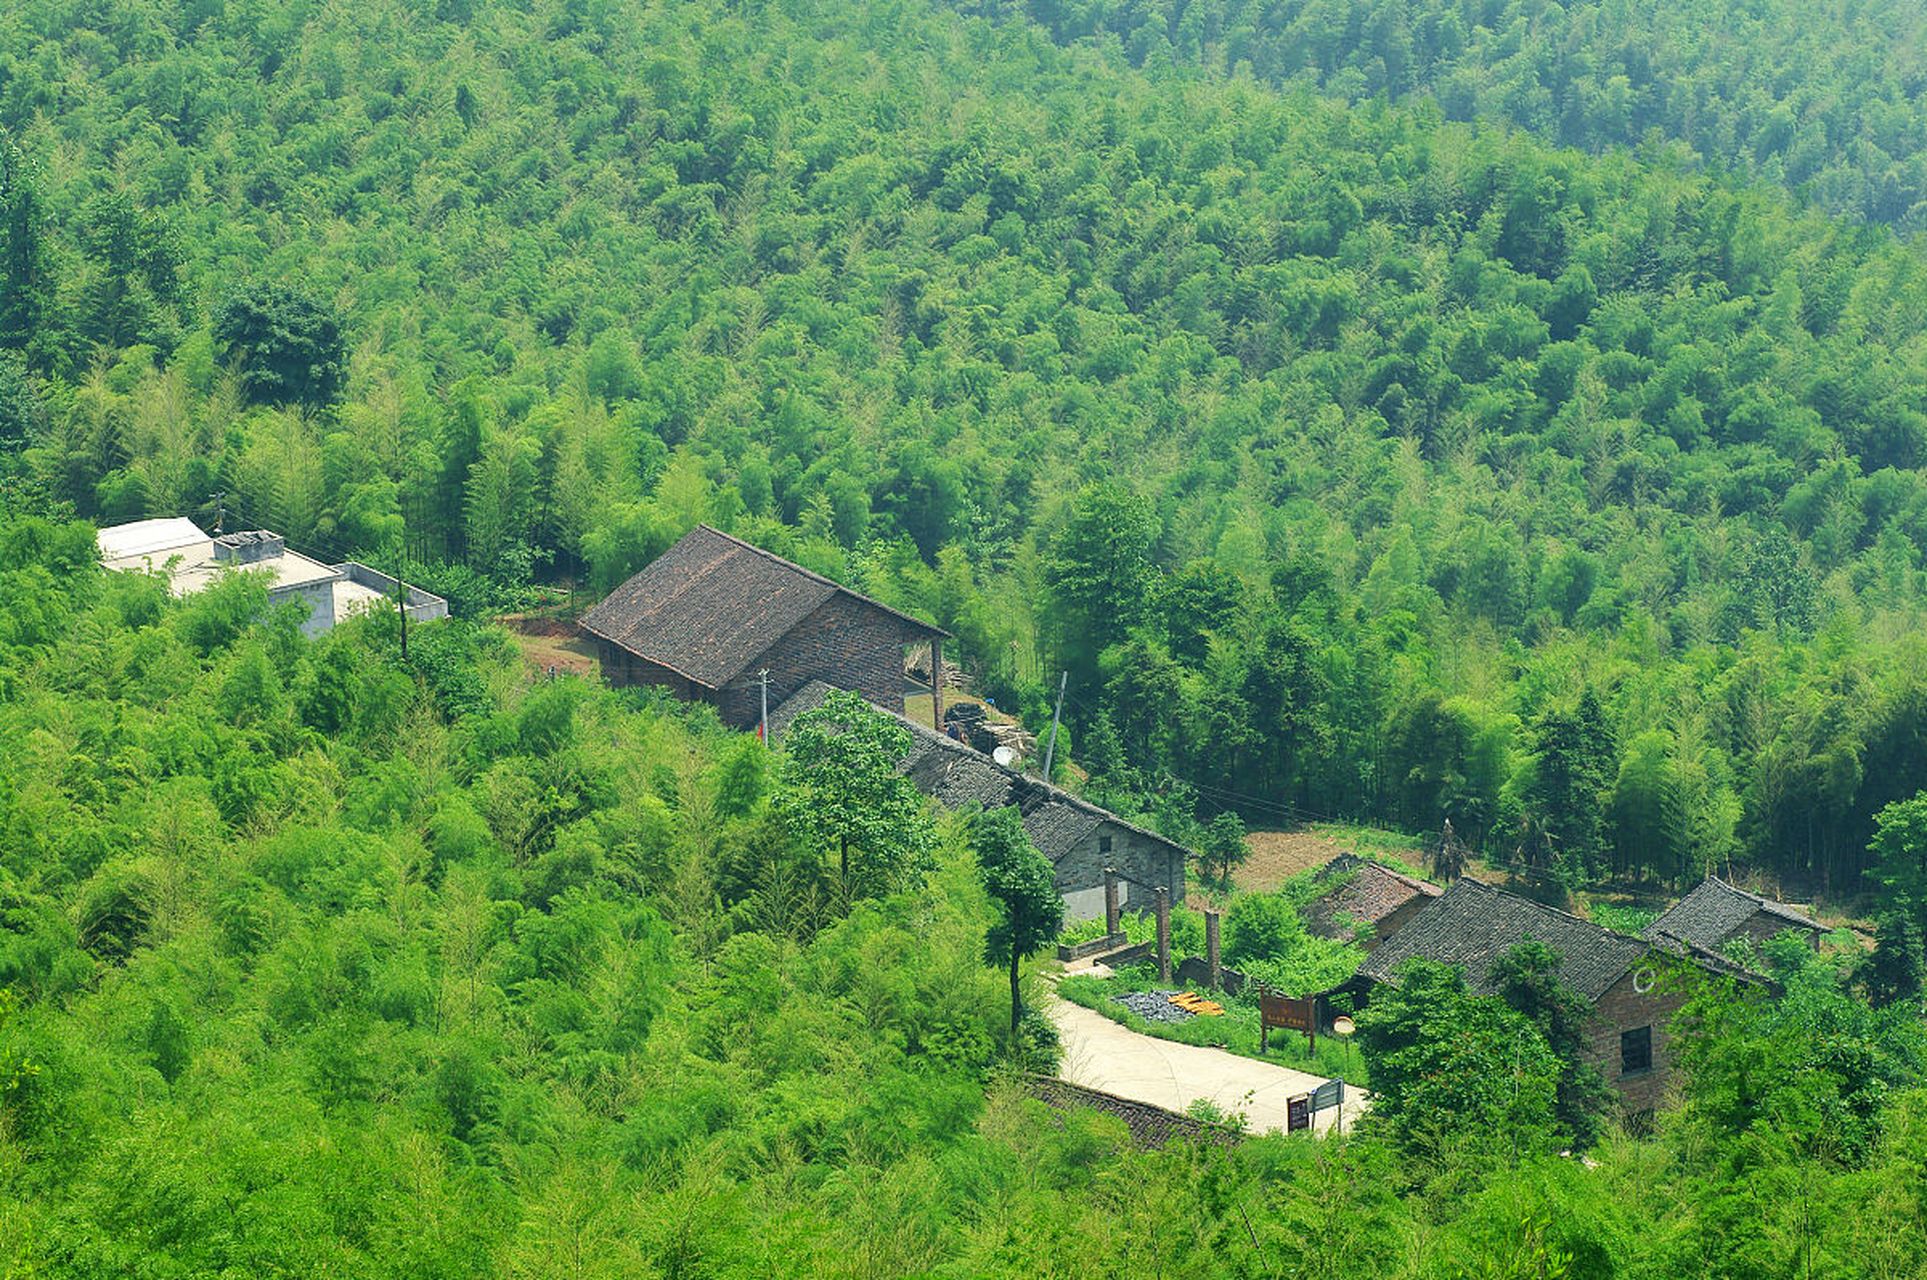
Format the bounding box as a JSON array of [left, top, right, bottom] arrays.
[[213, 530, 286, 566]]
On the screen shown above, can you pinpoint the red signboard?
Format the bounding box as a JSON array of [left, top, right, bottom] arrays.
[[1259, 993, 1318, 1054], [1287, 1094, 1312, 1132]]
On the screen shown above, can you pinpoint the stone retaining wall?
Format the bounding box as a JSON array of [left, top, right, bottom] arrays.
[[1021, 1076, 1242, 1148]]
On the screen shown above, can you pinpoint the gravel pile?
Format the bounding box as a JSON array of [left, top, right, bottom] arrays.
[[1113, 990, 1194, 1024]]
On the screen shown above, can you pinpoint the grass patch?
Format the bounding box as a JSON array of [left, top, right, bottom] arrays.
[[1057, 965, 1369, 1087], [1308, 822, 1430, 877], [1587, 901, 1660, 935]]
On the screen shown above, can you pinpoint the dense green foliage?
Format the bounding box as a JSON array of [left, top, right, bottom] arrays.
[[1009, 0, 1927, 229], [7, 0, 1927, 898], [2, 521, 1927, 1273], [5, 0, 1927, 1268]]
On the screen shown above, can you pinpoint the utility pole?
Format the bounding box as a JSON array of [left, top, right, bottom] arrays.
[[210, 490, 225, 534], [1041, 670, 1067, 783], [759, 668, 770, 742]]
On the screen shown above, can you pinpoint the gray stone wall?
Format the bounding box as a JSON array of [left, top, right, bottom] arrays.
[[746, 593, 927, 729], [1056, 820, 1185, 922], [278, 582, 338, 637], [1582, 967, 1688, 1115]]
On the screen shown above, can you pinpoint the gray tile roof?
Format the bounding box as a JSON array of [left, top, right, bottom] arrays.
[[1641, 877, 1826, 952], [1359, 878, 1647, 1002], [578, 525, 943, 690], [1303, 853, 1442, 938], [767, 680, 1188, 865]]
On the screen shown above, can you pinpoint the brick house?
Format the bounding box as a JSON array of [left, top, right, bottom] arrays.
[[768, 680, 1189, 919], [578, 526, 947, 729], [1643, 876, 1828, 956], [1351, 878, 1762, 1114], [1301, 854, 1443, 949]]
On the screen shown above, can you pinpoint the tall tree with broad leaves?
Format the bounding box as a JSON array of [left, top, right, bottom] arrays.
[[1044, 481, 1160, 697], [1486, 941, 1617, 1147], [213, 281, 346, 411], [1522, 688, 1615, 889], [776, 688, 937, 901], [973, 805, 1062, 1038], [0, 133, 51, 361]]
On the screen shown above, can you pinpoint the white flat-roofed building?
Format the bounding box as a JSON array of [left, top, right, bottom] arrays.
[[97, 518, 447, 636]]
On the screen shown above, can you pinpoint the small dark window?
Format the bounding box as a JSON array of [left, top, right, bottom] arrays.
[[1098, 835, 1113, 855], [1621, 1026, 1653, 1076]]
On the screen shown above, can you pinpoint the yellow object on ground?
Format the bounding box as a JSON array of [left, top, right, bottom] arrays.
[[1167, 991, 1225, 1016]]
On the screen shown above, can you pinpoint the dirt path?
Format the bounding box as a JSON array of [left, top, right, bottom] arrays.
[[1046, 997, 1368, 1137]]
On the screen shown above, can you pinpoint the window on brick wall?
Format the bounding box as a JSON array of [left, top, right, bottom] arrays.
[[1620, 1025, 1653, 1076], [1098, 835, 1112, 855]]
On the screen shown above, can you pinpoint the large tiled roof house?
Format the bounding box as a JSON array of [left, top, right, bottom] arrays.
[[579, 526, 947, 729], [1355, 878, 1756, 1113]]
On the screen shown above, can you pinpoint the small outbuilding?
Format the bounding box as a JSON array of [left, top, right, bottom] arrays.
[[1642, 876, 1828, 955], [579, 526, 947, 729], [768, 680, 1189, 920], [97, 518, 446, 637], [1300, 853, 1442, 949]]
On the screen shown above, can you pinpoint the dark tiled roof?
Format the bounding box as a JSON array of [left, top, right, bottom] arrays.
[[768, 680, 1186, 864], [1303, 853, 1442, 938], [1359, 878, 1647, 1002], [578, 525, 943, 690], [1642, 877, 1826, 951], [1644, 927, 1779, 990]]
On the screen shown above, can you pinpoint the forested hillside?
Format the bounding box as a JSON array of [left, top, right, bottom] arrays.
[[7, 0, 1927, 904], [1005, 0, 1927, 229], [4, 511, 1927, 1276]]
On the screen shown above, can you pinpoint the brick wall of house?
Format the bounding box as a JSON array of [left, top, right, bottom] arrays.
[[1057, 821, 1186, 922], [593, 639, 703, 704], [1582, 968, 1688, 1114], [745, 593, 925, 729]]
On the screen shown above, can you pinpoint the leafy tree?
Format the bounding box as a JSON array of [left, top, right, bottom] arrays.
[[1857, 914, 1925, 1011], [776, 689, 938, 899], [974, 806, 1062, 1038], [213, 282, 346, 410], [78, 193, 184, 352], [1870, 792, 1927, 927], [1486, 942, 1617, 1146], [0, 133, 50, 359], [1044, 482, 1159, 691], [1355, 957, 1564, 1158], [1201, 810, 1249, 887], [1520, 690, 1615, 888]]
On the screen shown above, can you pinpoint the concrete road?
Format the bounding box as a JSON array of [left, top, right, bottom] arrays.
[[1046, 997, 1369, 1136]]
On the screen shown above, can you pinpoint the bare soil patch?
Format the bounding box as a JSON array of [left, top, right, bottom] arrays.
[[498, 614, 600, 679], [1232, 829, 1355, 893]]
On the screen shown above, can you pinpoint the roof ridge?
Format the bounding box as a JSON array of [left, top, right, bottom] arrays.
[[691, 525, 949, 638], [1454, 876, 1628, 939]]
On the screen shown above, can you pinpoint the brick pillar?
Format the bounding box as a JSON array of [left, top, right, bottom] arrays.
[[1104, 868, 1120, 938], [1155, 887, 1172, 985], [1206, 909, 1221, 990]]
